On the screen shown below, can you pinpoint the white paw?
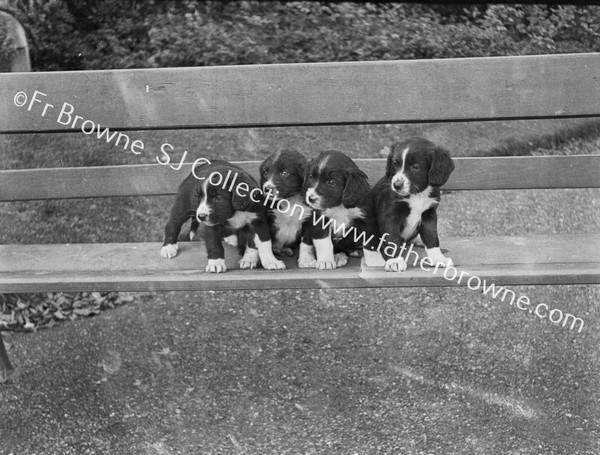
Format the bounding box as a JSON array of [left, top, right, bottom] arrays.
[[223, 235, 238, 247], [426, 247, 453, 268], [239, 248, 259, 270], [205, 258, 226, 273], [298, 257, 316, 268], [334, 252, 348, 267], [313, 237, 336, 270], [262, 258, 286, 270], [239, 260, 258, 270], [189, 231, 196, 241], [298, 243, 316, 268], [385, 257, 407, 272], [363, 249, 386, 267], [316, 260, 336, 270], [160, 244, 179, 259], [348, 249, 363, 258], [410, 235, 425, 247]]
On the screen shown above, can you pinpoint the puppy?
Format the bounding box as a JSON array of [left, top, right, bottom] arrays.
[[259, 150, 315, 265], [160, 159, 285, 273], [365, 137, 455, 272], [303, 150, 373, 269]]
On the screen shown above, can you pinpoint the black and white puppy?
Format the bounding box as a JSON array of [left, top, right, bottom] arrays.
[[365, 137, 454, 272], [160, 159, 285, 273], [259, 150, 315, 265], [303, 150, 373, 269]]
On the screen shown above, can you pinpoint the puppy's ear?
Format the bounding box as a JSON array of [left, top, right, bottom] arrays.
[[302, 158, 317, 192], [258, 159, 268, 185], [384, 144, 396, 179], [342, 168, 370, 208], [232, 172, 260, 211], [294, 151, 308, 177], [428, 146, 455, 187]]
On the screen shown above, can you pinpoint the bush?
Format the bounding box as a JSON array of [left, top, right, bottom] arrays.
[[6, 2, 600, 71], [0, 15, 16, 70]]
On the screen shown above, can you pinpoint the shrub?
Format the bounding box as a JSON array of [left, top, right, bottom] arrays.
[[6, 1, 600, 70], [0, 15, 16, 70]]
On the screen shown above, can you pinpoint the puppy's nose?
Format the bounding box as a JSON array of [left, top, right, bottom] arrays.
[[196, 213, 208, 222], [392, 180, 404, 191], [262, 182, 275, 192], [307, 195, 318, 204]]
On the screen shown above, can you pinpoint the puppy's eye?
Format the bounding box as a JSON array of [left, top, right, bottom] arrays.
[[327, 179, 336, 186], [214, 195, 224, 202], [262, 168, 269, 175], [281, 169, 289, 177], [411, 163, 421, 171]]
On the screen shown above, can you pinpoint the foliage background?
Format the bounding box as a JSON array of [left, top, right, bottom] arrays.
[[2, 1, 600, 71]]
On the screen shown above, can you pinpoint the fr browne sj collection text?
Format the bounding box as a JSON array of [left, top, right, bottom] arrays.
[[13, 90, 209, 173]]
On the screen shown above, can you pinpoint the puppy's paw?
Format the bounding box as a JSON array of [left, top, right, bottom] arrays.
[[298, 257, 316, 268], [262, 258, 286, 270], [410, 235, 425, 248], [239, 260, 258, 270], [363, 249, 386, 267], [274, 246, 294, 257], [426, 247, 453, 268], [239, 248, 259, 270], [334, 252, 348, 267], [160, 243, 179, 259], [316, 260, 336, 270], [348, 249, 363, 258], [385, 257, 407, 273], [297, 243, 316, 268], [223, 235, 238, 247], [206, 258, 227, 273]]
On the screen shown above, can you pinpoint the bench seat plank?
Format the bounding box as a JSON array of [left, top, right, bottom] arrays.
[[2, 155, 599, 202], [1, 234, 598, 292]]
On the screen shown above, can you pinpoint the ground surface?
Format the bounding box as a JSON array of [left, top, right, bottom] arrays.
[[1, 283, 599, 455], [1, 120, 599, 454]]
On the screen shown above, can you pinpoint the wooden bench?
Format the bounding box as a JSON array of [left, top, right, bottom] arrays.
[[1, 53, 600, 376]]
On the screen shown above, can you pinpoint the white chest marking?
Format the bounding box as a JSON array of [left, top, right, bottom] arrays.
[[401, 187, 437, 240], [227, 211, 258, 230], [323, 205, 364, 231], [273, 195, 311, 245]]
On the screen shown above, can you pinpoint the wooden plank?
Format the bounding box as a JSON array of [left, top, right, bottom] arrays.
[[2, 53, 600, 133], [0, 234, 598, 292], [1, 155, 599, 201]]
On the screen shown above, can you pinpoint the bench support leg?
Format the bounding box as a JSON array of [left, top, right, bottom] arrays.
[[0, 332, 14, 382]]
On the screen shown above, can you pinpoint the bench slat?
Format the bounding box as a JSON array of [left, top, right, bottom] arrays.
[[1, 155, 599, 201], [2, 53, 600, 133], [1, 234, 598, 292]]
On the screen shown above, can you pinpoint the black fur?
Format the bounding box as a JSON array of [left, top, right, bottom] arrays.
[[368, 137, 454, 262]]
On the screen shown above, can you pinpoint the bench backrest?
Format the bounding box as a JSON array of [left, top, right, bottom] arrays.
[[1, 53, 600, 202]]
